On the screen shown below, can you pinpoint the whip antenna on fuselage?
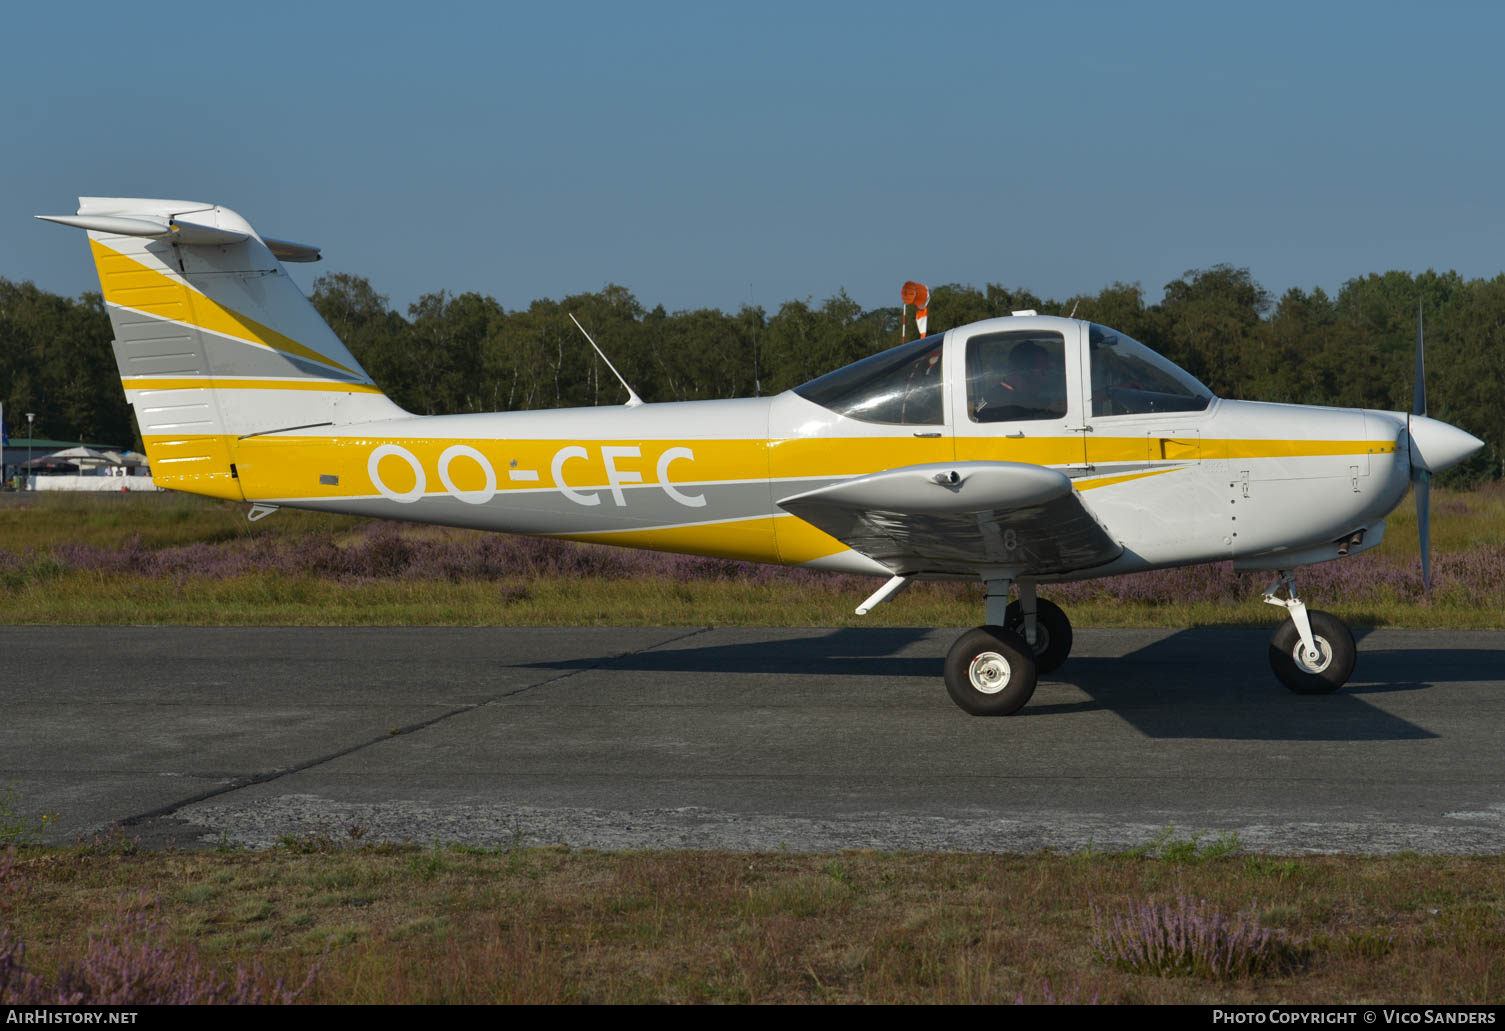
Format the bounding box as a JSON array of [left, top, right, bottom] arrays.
[[568, 312, 644, 407]]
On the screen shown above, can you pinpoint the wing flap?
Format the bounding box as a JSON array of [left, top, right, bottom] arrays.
[[778, 461, 1122, 576]]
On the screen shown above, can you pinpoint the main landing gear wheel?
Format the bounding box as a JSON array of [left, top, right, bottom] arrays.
[[1002, 598, 1073, 675], [1268, 609, 1356, 695], [944, 626, 1038, 716]]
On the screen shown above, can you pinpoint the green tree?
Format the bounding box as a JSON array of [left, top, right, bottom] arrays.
[[311, 273, 419, 411], [1159, 265, 1271, 398], [0, 279, 128, 445]]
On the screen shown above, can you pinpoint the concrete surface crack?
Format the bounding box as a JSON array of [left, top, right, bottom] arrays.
[[119, 626, 714, 829], [496, 625, 714, 699]]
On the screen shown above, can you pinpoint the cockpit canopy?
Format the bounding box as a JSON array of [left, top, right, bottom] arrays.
[[1086, 324, 1213, 416], [792, 333, 946, 425], [792, 320, 1213, 425]]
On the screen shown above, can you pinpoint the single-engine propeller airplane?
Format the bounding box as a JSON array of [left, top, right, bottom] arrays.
[[39, 197, 1485, 715]]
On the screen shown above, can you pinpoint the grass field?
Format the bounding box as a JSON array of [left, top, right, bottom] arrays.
[[1, 484, 1502, 628], [2, 835, 1502, 1004]]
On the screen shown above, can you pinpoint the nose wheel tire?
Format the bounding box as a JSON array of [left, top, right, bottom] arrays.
[[1268, 610, 1356, 695], [944, 626, 1039, 716], [1002, 598, 1073, 675]]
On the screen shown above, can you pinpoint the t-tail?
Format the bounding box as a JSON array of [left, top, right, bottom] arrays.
[[37, 198, 406, 500]]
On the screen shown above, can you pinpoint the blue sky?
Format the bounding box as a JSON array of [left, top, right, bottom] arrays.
[[5, 1, 1503, 317]]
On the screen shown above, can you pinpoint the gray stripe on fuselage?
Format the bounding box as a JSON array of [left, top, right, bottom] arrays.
[[267, 477, 838, 536]]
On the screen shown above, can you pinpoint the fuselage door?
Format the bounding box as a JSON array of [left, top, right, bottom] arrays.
[[951, 318, 1087, 473]]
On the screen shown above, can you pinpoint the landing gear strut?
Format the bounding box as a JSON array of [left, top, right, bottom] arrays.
[[1003, 596, 1073, 675], [942, 579, 1074, 716], [1263, 570, 1356, 694]]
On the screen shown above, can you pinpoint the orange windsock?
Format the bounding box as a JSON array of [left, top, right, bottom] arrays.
[[901, 281, 931, 341], [902, 281, 931, 339]]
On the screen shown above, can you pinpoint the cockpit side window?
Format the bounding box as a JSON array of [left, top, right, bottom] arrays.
[[966, 331, 1068, 423], [1088, 324, 1213, 417], [792, 334, 945, 425]]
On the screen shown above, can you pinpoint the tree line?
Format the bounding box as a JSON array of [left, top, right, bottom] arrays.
[[3, 265, 1501, 482]]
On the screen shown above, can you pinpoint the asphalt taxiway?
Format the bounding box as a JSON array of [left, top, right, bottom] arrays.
[[3, 626, 1503, 853]]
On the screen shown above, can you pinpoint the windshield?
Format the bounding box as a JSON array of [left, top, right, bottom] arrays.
[[1088, 324, 1213, 416], [793, 334, 945, 425]]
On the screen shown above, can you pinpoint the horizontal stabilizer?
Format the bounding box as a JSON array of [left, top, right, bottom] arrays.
[[40, 205, 320, 261], [36, 213, 172, 236], [37, 212, 250, 247]]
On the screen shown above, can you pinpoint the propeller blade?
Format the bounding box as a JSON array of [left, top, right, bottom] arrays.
[[1403, 302, 1483, 593], [1411, 299, 1430, 592], [1413, 302, 1426, 417], [1414, 468, 1431, 592]]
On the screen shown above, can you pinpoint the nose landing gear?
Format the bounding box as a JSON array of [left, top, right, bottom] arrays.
[[1263, 570, 1356, 694]]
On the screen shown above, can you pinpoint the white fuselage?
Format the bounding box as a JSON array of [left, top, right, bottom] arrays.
[[236, 317, 1414, 581]]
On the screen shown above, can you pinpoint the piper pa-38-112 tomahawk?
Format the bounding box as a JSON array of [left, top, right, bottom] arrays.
[[40, 197, 1485, 716]]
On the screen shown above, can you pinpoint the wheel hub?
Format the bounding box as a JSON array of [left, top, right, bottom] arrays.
[[1028, 625, 1050, 655], [967, 651, 1013, 694], [1008, 617, 1049, 655], [1293, 635, 1333, 674]]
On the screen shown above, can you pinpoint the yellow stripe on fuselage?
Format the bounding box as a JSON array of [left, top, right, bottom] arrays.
[[156, 431, 1394, 502], [962, 436, 1395, 466], [954, 436, 1090, 465], [227, 435, 774, 502], [137, 435, 245, 501], [123, 377, 385, 394], [770, 435, 955, 476], [554, 516, 781, 563], [1075, 468, 1179, 491], [1220, 438, 1398, 459], [554, 513, 853, 566]]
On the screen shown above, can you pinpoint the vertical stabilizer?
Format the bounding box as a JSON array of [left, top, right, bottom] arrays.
[[40, 198, 405, 499]]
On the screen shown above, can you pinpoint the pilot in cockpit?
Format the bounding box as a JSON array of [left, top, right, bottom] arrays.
[[974, 339, 1067, 422]]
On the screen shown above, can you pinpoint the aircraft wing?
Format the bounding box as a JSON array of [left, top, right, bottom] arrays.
[[777, 462, 1122, 577]]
